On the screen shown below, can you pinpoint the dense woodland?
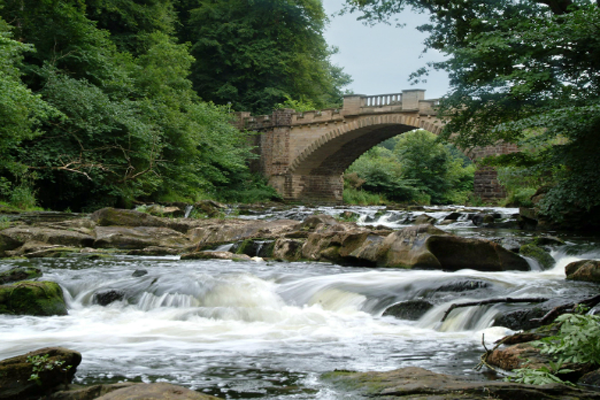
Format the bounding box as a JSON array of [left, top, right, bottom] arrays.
[[0, 0, 350, 212], [1, 0, 599, 225]]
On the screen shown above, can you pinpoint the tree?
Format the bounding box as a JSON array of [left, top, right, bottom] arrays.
[[0, 16, 60, 206], [0, 0, 257, 211], [177, 0, 352, 114], [345, 0, 600, 223], [345, 131, 475, 204]]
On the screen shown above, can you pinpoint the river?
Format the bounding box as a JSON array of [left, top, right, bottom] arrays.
[[1, 205, 599, 399]]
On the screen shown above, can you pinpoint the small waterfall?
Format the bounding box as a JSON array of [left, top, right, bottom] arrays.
[[184, 205, 194, 218]]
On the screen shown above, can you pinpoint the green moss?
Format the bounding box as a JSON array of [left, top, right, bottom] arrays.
[[0, 281, 67, 316], [520, 244, 556, 269]]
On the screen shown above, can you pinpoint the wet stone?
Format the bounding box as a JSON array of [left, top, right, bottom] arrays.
[[93, 290, 125, 306], [383, 300, 434, 320]]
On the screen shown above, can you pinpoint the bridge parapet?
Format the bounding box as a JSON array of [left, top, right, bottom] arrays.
[[236, 90, 440, 131]]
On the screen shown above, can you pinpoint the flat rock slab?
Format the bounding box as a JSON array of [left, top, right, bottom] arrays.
[[323, 367, 600, 399], [94, 383, 219, 400]]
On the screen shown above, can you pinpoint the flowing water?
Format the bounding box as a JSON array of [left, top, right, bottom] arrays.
[[1, 206, 600, 399]]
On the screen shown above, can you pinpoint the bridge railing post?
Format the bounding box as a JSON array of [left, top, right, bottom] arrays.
[[342, 94, 366, 114], [401, 89, 425, 110]]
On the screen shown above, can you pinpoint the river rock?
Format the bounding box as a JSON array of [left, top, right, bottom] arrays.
[[565, 260, 600, 283], [187, 219, 300, 248], [323, 366, 600, 399], [0, 266, 42, 284], [48, 383, 137, 400], [301, 230, 386, 266], [93, 226, 190, 249], [0, 347, 81, 400], [531, 236, 565, 247], [194, 199, 228, 217], [381, 224, 530, 271], [414, 214, 436, 225], [492, 307, 551, 331], [91, 208, 190, 233], [94, 382, 219, 400], [126, 246, 181, 256], [579, 369, 600, 387], [93, 290, 125, 306], [0, 230, 21, 257], [180, 251, 252, 261], [382, 300, 433, 320], [0, 281, 68, 316], [0, 226, 95, 248], [272, 238, 304, 261], [435, 279, 491, 293], [471, 213, 495, 226], [520, 244, 555, 269]]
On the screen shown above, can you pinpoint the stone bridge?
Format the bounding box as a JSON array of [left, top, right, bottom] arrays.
[[237, 90, 516, 203]]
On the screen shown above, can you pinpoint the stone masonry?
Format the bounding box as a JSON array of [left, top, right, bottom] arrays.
[[238, 90, 514, 203]]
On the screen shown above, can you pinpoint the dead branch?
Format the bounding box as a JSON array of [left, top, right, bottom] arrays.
[[530, 294, 600, 325], [440, 297, 549, 323]]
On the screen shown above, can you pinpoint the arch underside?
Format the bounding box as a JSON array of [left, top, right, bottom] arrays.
[[291, 123, 417, 177]]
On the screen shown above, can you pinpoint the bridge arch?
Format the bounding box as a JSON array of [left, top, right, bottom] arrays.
[[238, 90, 514, 203]]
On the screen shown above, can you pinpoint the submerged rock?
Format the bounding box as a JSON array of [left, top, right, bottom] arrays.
[[520, 244, 555, 269], [93, 290, 125, 306], [0, 347, 81, 400], [565, 260, 600, 283], [382, 300, 433, 320], [0, 281, 67, 316]]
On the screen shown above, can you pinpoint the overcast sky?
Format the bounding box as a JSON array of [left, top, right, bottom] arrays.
[[321, 0, 451, 100]]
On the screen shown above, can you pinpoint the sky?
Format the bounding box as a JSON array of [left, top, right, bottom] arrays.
[[321, 0, 451, 100]]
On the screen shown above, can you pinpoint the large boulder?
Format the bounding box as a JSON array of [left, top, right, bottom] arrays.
[[93, 226, 190, 249], [0, 267, 42, 284], [91, 208, 190, 233], [565, 260, 600, 283], [0, 347, 81, 400], [380, 224, 530, 271], [187, 219, 300, 248], [0, 281, 68, 316], [94, 382, 219, 400], [272, 238, 304, 261], [0, 226, 94, 248]]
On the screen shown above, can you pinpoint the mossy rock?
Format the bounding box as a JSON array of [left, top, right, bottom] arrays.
[[0, 281, 68, 316], [519, 244, 555, 269], [0, 266, 42, 284], [0, 347, 81, 400]]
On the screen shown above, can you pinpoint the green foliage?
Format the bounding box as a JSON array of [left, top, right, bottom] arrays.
[[342, 187, 385, 205], [345, 130, 474, 205], [508, 361, 575, 386], [26, 354, 71, 386], [507, 313, 600, 386], [178, 0, 351, 114], [0, 1, 264, 211], [537, 313, 600, 365], [345, 0, 600, 224]]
